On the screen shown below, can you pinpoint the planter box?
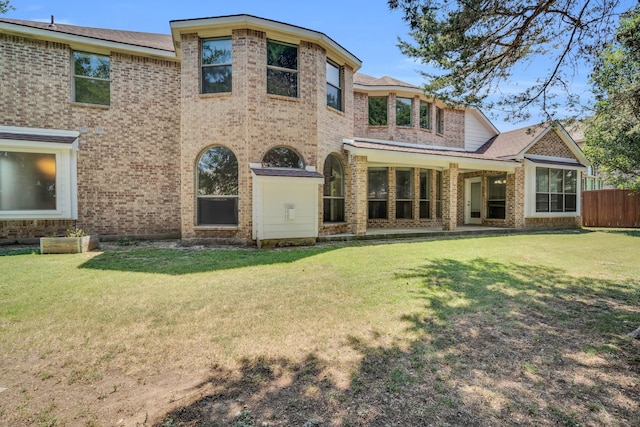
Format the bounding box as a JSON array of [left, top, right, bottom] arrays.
[[40, 234, 100, 254]]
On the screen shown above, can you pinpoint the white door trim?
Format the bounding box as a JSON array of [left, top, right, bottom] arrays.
[[464, 177, 482, 224]]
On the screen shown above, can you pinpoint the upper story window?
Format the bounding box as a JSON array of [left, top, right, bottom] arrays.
[[262, 146, 304, 168], [73, 51, 110, 105], [436, 107, 444, 134], [201, 38, 232, 94], [326, 61, 342, 111], [368, 96, 388, 126], [536, 167, 577, 213], [420, 101, 432, 130], [396, 98, 413, 127], [267, 40, 298, 97], [197, 146, 238, 225]]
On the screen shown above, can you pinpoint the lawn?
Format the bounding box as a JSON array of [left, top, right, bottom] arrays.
[[0, 231, 638, 426]]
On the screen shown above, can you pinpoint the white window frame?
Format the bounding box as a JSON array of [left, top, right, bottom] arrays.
[[0, 126, 78, 220], [524, 159, 584, 218]]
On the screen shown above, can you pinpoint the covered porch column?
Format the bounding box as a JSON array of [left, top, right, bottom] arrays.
[[350, 154, 368, 235], [442, 162, 459, 230]]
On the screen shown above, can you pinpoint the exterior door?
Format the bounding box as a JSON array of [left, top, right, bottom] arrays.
[[465, 177, 482, 224]]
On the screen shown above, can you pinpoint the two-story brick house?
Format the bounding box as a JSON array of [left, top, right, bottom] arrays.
[[0, 14, 589, 246]]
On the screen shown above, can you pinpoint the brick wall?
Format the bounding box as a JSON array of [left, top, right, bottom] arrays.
[[526, 131, 577, 159], [352, 91, 466, 149], [0, 34, 181, 241]]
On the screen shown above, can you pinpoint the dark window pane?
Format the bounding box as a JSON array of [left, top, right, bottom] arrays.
[[74, 77, 110, 105], [420, 101, 431, 129], [326, 62, 340, 87], [420, 170, 430, 199], [323, 198, 345, 222], [267, 69, 298, 97], [436, 201, 442, 218], [436, 107, 444, 133], [263, 147, 303, 168], [202, 39, 232, 65], [565, 194, 577, 212], [420, 200, 430, 219], [487, 201, 505, 219], [536, 193, 549, 212], [550, 194, 563, 212], [368, 97, 388, 125], [368, 201, 387, 219], [267, 41, 298, 69], [488, 175, 507, 200], [202, 65, 232, 93], [368, 169, 388, 200], [396, 98, 412, 126], [327, 84, 341, 110], [0, 152, 56, 210], [396, 201, 413, 219], [323, 155, 344, 197], [564, 170, 577, 193], [197, 197, 238, 225], [396, 169, 412, 200]]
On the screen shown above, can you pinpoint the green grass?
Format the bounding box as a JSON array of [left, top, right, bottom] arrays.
[[0, 230, 639, 426]]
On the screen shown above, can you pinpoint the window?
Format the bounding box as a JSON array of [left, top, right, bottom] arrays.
[[267, 40, 298, 97], [420, 101, 432, 130], [262, 146, 304, 168], [419, 169, 431, 218], [396, 97, 413, 127], [326, 61, 342, 111], [535, 167, 577, 213], [436, 107, 444, 134], [368, 97, 388, 125], [197, 146, 238, 225], [435, 170, 443, 218], [0, 152, 56, 210], [368, 168, 388, 219], [323, 154, 345, 222], [396, 169, 413, 219], [73, 51, 110, 105], [487, 174, 507, 219], [201, 38, 232, 94]]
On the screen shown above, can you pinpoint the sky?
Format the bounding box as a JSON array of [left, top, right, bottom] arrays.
[[3, 0, 635, 132]]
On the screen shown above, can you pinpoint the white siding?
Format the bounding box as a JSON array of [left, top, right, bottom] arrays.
[[464, 110, 497, 152]]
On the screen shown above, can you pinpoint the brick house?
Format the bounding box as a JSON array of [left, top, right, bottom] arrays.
[[0, 14, 589, 245]]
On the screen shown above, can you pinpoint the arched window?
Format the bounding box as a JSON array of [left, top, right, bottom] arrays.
[[323, 154, 345, 222], [262, 146, 304, 168], [197, 146, 238, 225]]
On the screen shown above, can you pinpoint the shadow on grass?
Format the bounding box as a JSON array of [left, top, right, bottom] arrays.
[[79, 246, 339, 275], [0, 247, 40, 256], [156, 258, 640, 426]]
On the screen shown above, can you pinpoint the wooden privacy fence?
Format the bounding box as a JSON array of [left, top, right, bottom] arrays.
[[582, 189, 640, 228]]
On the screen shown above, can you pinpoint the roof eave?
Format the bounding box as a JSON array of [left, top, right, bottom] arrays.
[[0, 21, 177, 60]]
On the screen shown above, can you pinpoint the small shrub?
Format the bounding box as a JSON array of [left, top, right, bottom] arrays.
[[66, 228, 88, 237]]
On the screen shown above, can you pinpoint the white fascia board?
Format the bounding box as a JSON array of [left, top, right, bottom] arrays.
[[0, 22, 176, 60], [0, 125, 79, 138], [0, 140, 77, 151], [170, 15, 361, 69], [343, 137, 467, 153], [344, 144, 520, 171], [523, 158, 588, 172], [251, 172, 324, 184], [353, 84, 423, 96]]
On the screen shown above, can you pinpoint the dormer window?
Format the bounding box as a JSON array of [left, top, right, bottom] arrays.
[[201, 38, 232, 94], [326, 60, 342, 111], [267, 40, 298, 97]]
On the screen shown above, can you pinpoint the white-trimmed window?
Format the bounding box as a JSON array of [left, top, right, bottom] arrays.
[[73, 51, 110, 105], [535, 167, 577, 213], [419, 169, 431, 218], [201, 38, 232, 94], [0, 126, 78, 220], [326, 61, 342, 111], [396, 168, 413, 219], [197, 146, 238, 225], [267, 40, 298, 97]]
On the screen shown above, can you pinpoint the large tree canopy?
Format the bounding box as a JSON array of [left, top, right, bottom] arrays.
[[388, 0, 625, 122], [583, 6, 640, 189]]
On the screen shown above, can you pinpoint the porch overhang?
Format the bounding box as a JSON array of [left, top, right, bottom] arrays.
[[343, 138, 521, 173]]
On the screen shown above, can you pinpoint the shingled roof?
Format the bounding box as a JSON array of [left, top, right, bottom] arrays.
[[475, 124, 550, 159], [354, 73, 419, 89], [0, 17, 174, 52]]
